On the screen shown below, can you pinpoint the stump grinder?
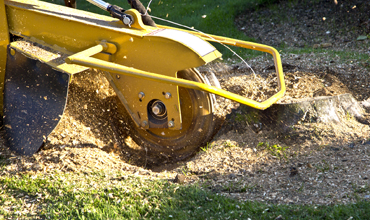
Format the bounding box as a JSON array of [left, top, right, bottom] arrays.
[[0, 0, 285, 159]]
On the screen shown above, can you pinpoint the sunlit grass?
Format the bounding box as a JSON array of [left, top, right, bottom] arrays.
[[1, 171, 370, 219], [8, 1, 370, 219], [41, 0, 279, 58]]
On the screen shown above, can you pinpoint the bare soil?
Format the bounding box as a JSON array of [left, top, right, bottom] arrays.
[[1, 0, 370, 205]]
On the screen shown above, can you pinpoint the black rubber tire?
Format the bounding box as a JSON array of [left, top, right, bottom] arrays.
[[115, 68, 223, 162]]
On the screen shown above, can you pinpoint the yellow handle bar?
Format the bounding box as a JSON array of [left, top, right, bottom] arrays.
[[66, 37, 285, 110]]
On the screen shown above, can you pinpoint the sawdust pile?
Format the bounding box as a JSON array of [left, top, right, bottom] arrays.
[[199, 54, 353, 117], [46, 70, 117, 148], [2, 0, 370, 207], [1, 50, 370, 205], [2, 50, 365, 171]]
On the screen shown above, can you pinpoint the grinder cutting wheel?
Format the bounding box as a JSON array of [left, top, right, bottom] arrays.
[[0, 0, 285, 161], [82, 0, 223, 160]]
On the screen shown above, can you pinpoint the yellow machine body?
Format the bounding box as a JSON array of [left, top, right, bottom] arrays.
[[0, 0, 285, 156], [0, 0, 10, 111], [3, 0, 225, 130]]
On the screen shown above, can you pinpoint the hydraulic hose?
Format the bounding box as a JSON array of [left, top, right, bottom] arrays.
[[86, 0, 110, 11], [86, 0, 156, 27], [127, 0, 156, 27]]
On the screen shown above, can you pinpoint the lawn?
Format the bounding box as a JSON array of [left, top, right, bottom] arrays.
[[1, 171, 369, 219], [42, 0, 273, 57], [2, 0, 369, 219]]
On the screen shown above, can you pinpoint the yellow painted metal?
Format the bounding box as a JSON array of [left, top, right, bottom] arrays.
[[202, 36, 285, 109], [10, 40, 89, 75], [66, 41, 284, 110], [96, 40, 118, 55], [158, 25, 286, 109], [4, 0, 285, 132], [194, 33, 285, 95], [4, 0, 219, 69], [124, 9, 148, 30], [4, 0, 222, 130], [0, 0, 10, 112]]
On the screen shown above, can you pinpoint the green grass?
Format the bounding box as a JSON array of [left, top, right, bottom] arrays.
[[41, 0, 370, 61], [12, 1, 370, 219], [257, 142, 289, 161], [284, 47, 370, 64], [41, 0, 278, 58], [44, 0, 256, 37], [1, 171, 370, 219]]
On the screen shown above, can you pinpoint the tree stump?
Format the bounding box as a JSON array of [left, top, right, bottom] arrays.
[[225, 93, 368, 133]]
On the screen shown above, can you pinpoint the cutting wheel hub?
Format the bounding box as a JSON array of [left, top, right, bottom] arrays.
[[149, 100, 167, 119], [114, 68, 223, 162]]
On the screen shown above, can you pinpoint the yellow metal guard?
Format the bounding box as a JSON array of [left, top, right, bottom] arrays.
[[1, 0, 287, 157]]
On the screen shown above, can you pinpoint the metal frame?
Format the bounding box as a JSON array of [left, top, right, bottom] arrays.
[[66, 36, 285, 110], [0, 0, 10, 112], [3, 0, 286, 130]]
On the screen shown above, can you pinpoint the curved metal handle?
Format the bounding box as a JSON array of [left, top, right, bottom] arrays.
[[158, 26, 286, 109], [66, 39, 285, 110]]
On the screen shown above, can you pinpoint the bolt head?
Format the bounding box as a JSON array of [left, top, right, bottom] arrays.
[[168, 120, 175, 128], [123, 15, 134, 27], [152, 105, 161, 115], [10, 48, 16, 56], [165, 92, 172, 99], [138, 92, 145, 99], [141, 120, 148, 127]]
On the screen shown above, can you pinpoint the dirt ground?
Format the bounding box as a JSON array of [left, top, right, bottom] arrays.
[[1, 0, 370, 205]]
